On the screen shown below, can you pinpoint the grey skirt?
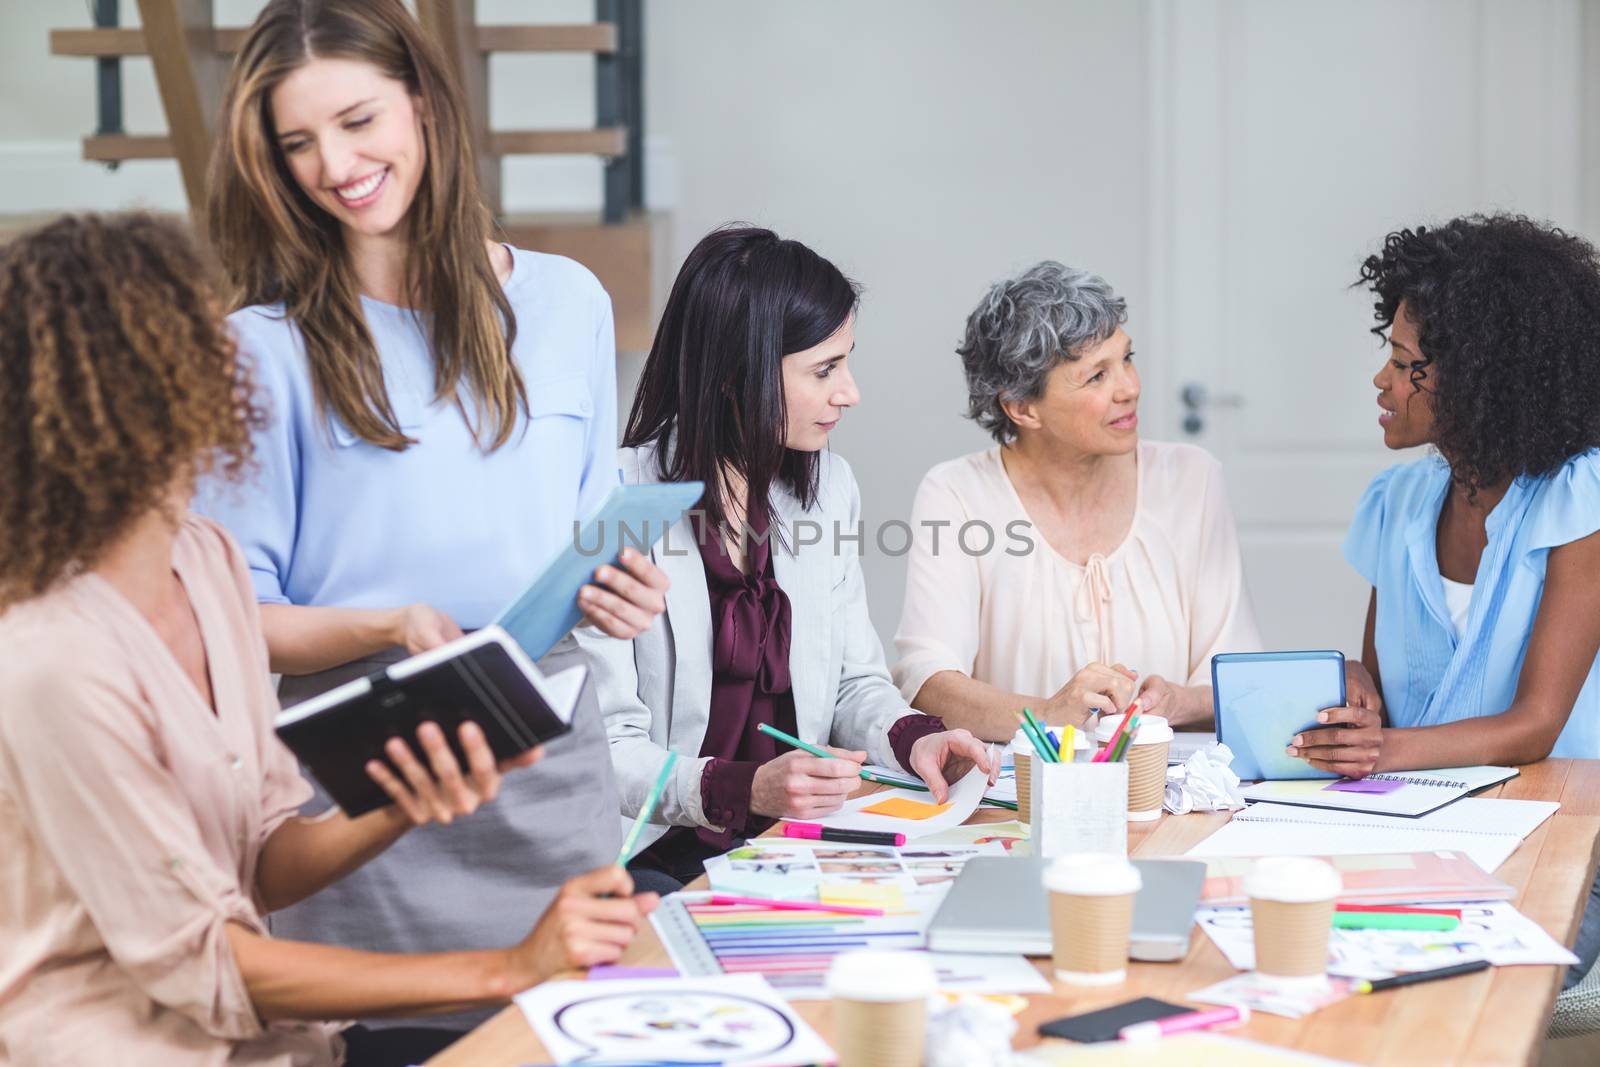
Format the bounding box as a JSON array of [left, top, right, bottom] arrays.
[[271, 634, 621, 1030]]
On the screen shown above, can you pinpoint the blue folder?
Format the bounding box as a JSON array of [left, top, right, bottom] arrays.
[[1211, 650, 1346, 781], [494, 481, 704, 660]]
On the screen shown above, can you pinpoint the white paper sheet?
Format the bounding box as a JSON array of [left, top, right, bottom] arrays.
[[1195, 900, 1577, 979], [784, 764, 989, 839], [1184, 797, 1558, 873], [514, 973, 834, 1066]]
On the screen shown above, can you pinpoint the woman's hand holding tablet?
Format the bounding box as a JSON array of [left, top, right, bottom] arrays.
[[1285, 661, 1387, 778]]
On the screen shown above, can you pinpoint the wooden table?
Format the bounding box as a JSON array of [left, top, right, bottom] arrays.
[[429, 758, 1600, 1067]]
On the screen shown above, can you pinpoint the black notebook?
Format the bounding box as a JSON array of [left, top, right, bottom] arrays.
[[275, 626, 586, 816]]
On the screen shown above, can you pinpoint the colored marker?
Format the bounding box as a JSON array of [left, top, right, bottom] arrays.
[[782, 822, 906, 846], [1335, 904, 1463, 918], [1352, 959, 1490, 994], [1333, 912, 1461, 932], [1118, 1004, 1248, 1042]]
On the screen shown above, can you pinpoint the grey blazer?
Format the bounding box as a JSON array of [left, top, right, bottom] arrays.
[[575, 441, 916, 851]]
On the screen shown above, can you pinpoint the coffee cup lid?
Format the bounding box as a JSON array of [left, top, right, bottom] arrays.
[[1042, 852, 1142, 896], [1093, 713, 1174, 745], [1244, 856, 1342, 903], [826, 950, 936, 1001]]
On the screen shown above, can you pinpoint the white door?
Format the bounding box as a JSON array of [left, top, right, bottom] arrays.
[[1144, 0, 1585, 652]]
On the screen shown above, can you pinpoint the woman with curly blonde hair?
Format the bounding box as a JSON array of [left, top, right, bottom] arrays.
[[0, 214, 654, 1067]]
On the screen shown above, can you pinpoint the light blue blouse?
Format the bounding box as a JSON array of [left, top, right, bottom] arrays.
[[1343, 450, 1600, 758], [195, 247, 618, 628]]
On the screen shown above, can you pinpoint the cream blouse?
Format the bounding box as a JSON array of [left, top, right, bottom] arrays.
[[892, 441, 1261, 705], [0, 516, 336, 1066]]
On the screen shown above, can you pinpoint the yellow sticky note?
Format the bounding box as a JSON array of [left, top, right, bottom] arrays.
[[861, 796, 951, 820], [819, 882, 906, 908]]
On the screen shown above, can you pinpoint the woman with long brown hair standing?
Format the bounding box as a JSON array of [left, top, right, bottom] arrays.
[[195, 0, 667, 1054]]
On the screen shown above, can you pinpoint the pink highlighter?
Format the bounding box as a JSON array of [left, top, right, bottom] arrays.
[[1117, 1004, 1249, 1042]]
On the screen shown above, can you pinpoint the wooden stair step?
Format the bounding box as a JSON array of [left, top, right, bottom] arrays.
[[82, 129, 627, 163], [51, 23, 615, 58], [488, 128, 626, 158], [476, 24, 616, 53]]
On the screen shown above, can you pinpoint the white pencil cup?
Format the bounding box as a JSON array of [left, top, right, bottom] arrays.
[[1029, 760, 1129, 858]]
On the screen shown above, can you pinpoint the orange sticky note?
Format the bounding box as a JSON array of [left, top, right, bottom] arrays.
[[861, 796, 951, 820]]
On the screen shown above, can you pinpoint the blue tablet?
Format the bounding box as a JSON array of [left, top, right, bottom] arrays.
[[1211, 650, 1346, 781], [494, 481, 704, 660]]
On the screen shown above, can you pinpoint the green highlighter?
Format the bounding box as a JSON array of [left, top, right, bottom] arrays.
[[1332, 912, 1461, 932]]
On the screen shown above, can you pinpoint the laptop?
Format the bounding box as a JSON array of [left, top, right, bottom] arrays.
[[925, 857, 1206, 961]]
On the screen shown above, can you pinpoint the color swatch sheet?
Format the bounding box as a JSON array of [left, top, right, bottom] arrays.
[[702, 839, 1005, 901], [656, 835, 1047, 1002]]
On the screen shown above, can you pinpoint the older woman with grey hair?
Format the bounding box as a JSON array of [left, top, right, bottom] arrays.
[[891, 262, 1260, 742]]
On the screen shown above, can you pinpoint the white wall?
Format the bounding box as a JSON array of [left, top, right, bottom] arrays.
[[4, 0, 1599, 656], [642, 0, 1151, 648]]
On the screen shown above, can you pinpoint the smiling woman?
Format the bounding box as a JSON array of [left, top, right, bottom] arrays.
[[892, 261, 1263, 742], [191, 0, 670, 1057]]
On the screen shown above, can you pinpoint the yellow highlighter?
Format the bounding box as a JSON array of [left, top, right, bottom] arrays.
[[1061, 724, 1075, 763]]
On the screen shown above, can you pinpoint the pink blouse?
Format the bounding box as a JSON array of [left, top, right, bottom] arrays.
[[0, 515, 337, 1066]]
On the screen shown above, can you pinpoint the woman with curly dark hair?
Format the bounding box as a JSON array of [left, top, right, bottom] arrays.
[[1284, 213, 1600, 987], [0, 215, 653, 1066]]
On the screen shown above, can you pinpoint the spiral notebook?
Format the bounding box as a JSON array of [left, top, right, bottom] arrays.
[[1240, 765, 1518, 817]]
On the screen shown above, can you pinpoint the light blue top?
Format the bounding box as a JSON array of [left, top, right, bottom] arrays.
[[1342, 450, 1600, 757], [195, 247, 619, 628]]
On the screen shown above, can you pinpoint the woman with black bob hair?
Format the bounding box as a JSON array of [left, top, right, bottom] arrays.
[[1289, 214, 1600, 986], [577, 226, 994, 892]]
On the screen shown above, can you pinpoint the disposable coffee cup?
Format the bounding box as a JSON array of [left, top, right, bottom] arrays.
[[1043, 853, 1142, 985], [1245, 857, 1341, 986], [1013, 730, 1035, 825], [1094, 714, 1173, 821], [827, 950, 934, 1067]]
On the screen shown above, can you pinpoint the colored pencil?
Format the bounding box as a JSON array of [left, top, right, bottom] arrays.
[[1093, 702, 1139, 762], [755, 722, 901, 786], [616, 751, 676, 865], [1022, 706, 1060, 757], [1109, 713, 1141, 762], [1014, 709, 1058, 763]]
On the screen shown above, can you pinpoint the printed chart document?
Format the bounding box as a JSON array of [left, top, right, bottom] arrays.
[[515, 973, 833, 1066], [1195, 900, 1577, 979], [1184, 797, 1559, 873], [1241, 765, 1518, 817]]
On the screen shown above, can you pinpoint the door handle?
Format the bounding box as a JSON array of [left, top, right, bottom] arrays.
[[1180, 383, 1244, 435]]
